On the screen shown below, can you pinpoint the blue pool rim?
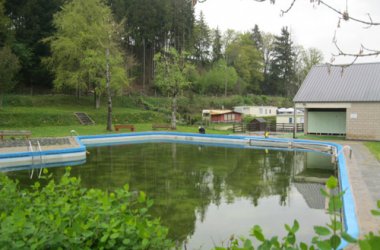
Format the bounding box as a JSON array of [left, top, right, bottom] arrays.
[[0, 132, 359, 248]]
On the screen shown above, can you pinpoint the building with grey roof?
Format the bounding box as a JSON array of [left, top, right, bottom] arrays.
[[293, 62, 380, 141]]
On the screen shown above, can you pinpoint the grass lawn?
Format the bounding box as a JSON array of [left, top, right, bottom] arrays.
[[16, 124, 230, 138], [364, 142, 380, 161]]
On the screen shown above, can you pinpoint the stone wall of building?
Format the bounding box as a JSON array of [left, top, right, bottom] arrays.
[[347, 102, 380, 141]]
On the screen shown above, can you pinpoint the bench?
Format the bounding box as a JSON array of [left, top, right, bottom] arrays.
[[152, 124, 176, 130], [0, 130, 32, 140], [114, 124, 135, 132]]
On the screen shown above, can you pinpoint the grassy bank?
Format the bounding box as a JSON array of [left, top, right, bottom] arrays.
[[364, 142, 380, 161], [0, 94, 290, 137], [15, 124, 229, 138], [0, 94, 246, 137]]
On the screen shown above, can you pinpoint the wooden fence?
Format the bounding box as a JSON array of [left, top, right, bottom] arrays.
[[233, 123, 304, 133]]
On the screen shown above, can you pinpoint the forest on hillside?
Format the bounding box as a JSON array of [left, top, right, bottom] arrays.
[[0, 0, 324, 102]]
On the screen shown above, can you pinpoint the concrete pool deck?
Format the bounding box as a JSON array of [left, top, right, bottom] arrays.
[[342, 141, 380, 237], [0, 134, 379, 246], [0, 137, 80, 154]]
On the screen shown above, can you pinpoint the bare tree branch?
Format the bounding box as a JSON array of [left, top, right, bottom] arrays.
[[252, 0, 380, 26], [333, 42, 380, 58], [280, 0, 297, 15], [319, 0, 380, 26]]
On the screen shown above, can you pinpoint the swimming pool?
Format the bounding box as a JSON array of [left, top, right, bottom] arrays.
[[0, 132, 359, 249]]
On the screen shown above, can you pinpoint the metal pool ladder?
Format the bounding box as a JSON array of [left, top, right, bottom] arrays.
[[29, 140, 44, 179]]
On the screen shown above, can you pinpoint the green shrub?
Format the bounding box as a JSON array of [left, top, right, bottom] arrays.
[[0, 168, 173, 249], [214, 176, 380, 250]]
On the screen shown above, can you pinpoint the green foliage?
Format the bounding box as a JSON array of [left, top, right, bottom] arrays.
[[154, 48, 194, 128], [0, 46, 20, 91], [192, 12, 211, 66], [0, 106, 164, 128], [299, 48, 323, 79], [358, 201, 380, 249], [0, 168, 173, 249], [154, 48, 192, 97], [268, 26, 296, 97], [198, 59, 238, 95], [0, 46, 21, 107], [4, 0, 64, 89], [0, 94, 289, 128], [212, 27, 223, 62], [213, 176, 368, 250], [0, 0, 11, 46], [226, 33, 264, 94], [45, 0, 127, 99], [110, 0, 194, 88]]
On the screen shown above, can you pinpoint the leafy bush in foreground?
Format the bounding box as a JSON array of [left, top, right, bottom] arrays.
[[0, 168, 173, 249], [215, 176, 380, 250], [1, 171, 379, 250]]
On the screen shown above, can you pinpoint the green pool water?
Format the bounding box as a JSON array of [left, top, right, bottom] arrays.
[[7, 142, 336, 249]]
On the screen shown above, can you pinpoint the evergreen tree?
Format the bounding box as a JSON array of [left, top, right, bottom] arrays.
[[268, 27, 295, 97], [0, 0, 20, 108], [5, 0, 65, 92], [170, 0, 195, 52], [251, 24, 263, 52], [192, 12, 211, 66], [211, 27, 222, 62], [109, 0, 194, 92]]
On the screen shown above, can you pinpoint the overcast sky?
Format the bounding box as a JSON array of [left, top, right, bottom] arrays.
[[195, 0, 380, 64]]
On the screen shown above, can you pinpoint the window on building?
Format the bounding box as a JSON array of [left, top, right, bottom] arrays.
[[289, 117, 293, 124], [269, 109, 271, 114], [259, 108, 263, 114]]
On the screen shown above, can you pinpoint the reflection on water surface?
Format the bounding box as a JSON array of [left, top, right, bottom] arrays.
[[7, 142, 335, 249]]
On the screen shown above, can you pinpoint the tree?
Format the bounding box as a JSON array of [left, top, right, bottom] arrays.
[[154, 48, 192, 129], [199, 59, 238, 96], [46, 0, 127, 131], [261, 32, 275, 95], [296, 47, 324, 83], [268, 26, 296, 97], [109, 0, 194, 92], [0, 0, 11, 46], [290, 46, 323, 97], [211, 27, 223, 62], [46, 0, 127, 111], [251, 24, 263, 52], [226, 33, 263, 94], [5, 0, 65, 92], [0, 46, 20, 108], [222, 29, 239, 55], [192, 12, 211, 66]]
